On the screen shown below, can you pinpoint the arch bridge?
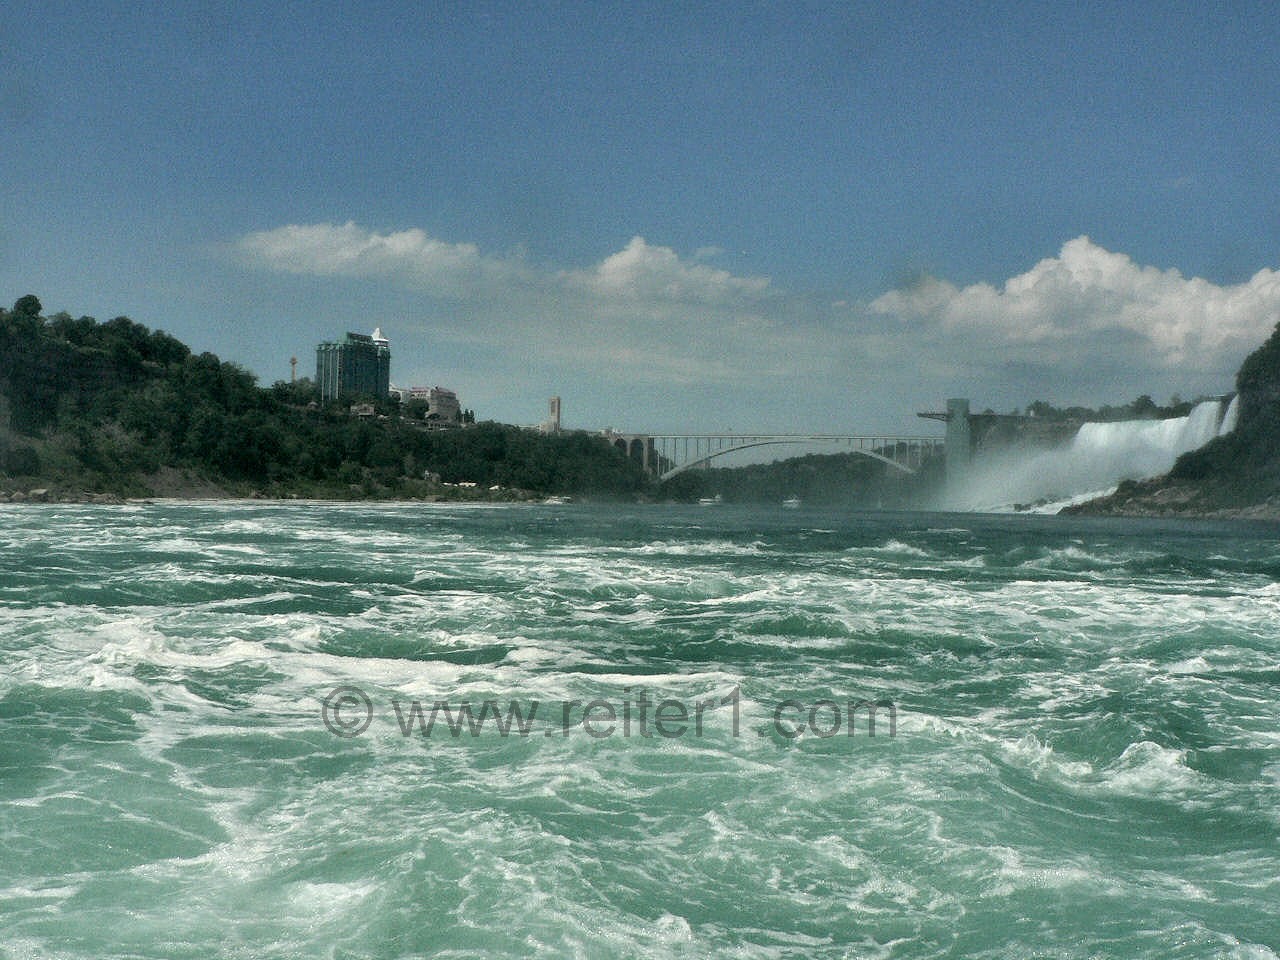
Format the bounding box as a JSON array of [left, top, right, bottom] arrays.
[[604, 432, 945, 480]]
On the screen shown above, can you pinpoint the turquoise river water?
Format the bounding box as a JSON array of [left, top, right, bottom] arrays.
[[1, 502, 1277, 958]]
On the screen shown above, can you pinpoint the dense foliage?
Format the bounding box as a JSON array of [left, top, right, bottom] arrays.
[[0, 296, 649, 498], [1017, 394, 1203, 422]]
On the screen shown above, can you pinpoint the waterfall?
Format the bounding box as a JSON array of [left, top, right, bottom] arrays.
[[947, 400, 1228, 512], [1218, 393, 1240, 436], [1069, 399, 1225, 480]]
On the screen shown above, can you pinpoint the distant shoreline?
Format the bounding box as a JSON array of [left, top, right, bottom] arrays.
[[6, 481, 1280, 523], [0, 487, 556, 506]]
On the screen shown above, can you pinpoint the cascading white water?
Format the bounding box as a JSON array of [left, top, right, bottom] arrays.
[[1218, 393, 1240, 436], [947, 399, 1232, 512], [1069, 399, 1225, 480]]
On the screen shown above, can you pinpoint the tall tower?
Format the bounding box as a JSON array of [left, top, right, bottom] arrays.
[[945, 398, 971, 486], [548, 396, 561, 433]]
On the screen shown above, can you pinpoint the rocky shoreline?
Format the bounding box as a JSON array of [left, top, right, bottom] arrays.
[[0, 486, 552, 506], [1061, 477, 1280, 521], [0, 488, 128, 504], [0, 465, 551, 506]]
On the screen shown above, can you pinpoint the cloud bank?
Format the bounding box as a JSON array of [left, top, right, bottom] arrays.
[[233, 224, 1280, 429], [870, 237, 1280, 369]]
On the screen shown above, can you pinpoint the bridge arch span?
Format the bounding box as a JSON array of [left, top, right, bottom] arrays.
[[603, 431, 943, 480], [660, 442, 921, 483]]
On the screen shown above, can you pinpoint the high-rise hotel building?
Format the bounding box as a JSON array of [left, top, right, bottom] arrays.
[[315, 328, 391, 402]]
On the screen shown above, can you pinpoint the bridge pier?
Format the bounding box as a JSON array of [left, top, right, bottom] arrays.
[[608, 433, 658, 476]]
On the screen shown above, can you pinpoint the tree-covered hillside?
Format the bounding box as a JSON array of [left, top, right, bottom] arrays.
[[658, 449, 940, 506], [1168, 321, 1280, 496], [0, 296, 649, 499]]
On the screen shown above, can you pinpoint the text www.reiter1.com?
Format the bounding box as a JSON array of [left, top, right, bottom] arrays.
[[320, 685, 897, 741]]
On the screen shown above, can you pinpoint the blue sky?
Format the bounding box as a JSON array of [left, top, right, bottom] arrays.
[[4, 2, 1279, 434]]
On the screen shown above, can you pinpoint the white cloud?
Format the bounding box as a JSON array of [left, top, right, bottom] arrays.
[[564, 236, 770, 303], [869, 236, 1280, 369], [233, 221, 526, 296]]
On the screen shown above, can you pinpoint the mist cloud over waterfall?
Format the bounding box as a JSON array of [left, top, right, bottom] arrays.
[[945, 399, 1235, 512]]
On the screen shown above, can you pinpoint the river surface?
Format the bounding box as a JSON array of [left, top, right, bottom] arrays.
[[2, 502, 1277, 958]]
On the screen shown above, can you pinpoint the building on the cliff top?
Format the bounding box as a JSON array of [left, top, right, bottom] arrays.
[[315, 328, 391, 402]]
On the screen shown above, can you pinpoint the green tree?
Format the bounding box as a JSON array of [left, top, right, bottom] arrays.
[[1131, 394, 1158, 417]]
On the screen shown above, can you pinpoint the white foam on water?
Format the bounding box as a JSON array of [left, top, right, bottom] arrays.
[[982, 846, 1117, 898], [97, 634, 275, 671], [214, 517, 277, 535], [1151, 923, 1280, 960], [653, 913, 694, 944], [285, 879, 380, 920], [1019, 543, 1117, 569], [999, 733, 1094, 781], [0, 880, 84, 903], [292, 527, 422, 548], [277, 649, 471, 695], [1167, 656, 1213, 674], [627, 538, 767, 557], [1092, 741, 1203, 798], [843, 539, 933, 559], [205, 542, 269, 557]]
